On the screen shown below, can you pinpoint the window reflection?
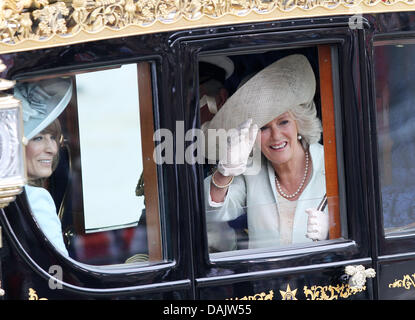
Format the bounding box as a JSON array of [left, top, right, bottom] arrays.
[[374, 43, 415, 234]]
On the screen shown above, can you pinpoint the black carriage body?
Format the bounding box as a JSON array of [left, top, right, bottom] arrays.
[[0, 12, 414, 301]]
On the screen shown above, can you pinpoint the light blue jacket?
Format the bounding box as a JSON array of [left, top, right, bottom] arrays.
[[205, 143, 327, 250], [25, 185, 69, 256]]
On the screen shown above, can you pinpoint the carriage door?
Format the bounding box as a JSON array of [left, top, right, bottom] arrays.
[[372, 15, 415, 299], [179, 20, 376, 300]]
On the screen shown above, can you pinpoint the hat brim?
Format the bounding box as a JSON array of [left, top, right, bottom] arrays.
[[204, 54, 316, 160], [18, 78, 73, 140], [206, 54, 316, 132]]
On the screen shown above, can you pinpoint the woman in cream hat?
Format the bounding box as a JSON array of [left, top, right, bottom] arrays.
[[16, 77, 72, 256], [204, 54, 328, 251]]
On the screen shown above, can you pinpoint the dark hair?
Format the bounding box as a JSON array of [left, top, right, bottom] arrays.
[[27, 119, 62, 187]]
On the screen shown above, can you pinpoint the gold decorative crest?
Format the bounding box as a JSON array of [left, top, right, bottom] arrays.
[[389, 273, 415, 290], [280, 284, 298, 300], [0, 0, 415, 53]]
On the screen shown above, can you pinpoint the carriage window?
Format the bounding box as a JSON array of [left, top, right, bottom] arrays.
[[20, 62, 164, 265], [200, 46, 343, 254], [374, 42, 415, 235]]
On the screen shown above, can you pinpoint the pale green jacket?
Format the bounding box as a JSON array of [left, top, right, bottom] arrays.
[[204, 143, 327, 251]]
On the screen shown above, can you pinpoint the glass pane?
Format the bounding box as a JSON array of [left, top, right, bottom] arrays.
[[20, 63, 163, 265], [76, 65, 144, 233], [374, 44, 415, 235], [200, 49, 336, 254]]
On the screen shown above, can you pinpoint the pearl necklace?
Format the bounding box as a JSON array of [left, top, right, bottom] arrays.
[[275, 151, 309, 199]]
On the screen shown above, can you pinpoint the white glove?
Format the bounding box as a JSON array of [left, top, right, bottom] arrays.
[[305, 208, 329, 241], [217, 118, 258, 177]]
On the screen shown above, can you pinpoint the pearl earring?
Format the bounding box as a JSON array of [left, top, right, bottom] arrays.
[[298, 134, 302, 140]]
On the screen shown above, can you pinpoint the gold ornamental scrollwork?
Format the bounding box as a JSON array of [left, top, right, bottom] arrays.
[[227, 282, 365, 300], [227, 290, 274, 300], [28, 288, 48, 300], [0, 0, 415, 51], [303, 283, 365, 300], [389, 273, 415, 290]]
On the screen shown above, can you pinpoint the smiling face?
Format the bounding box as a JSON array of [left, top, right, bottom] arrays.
[[260, 112, 302, 167], [26, 131, 59, 180]]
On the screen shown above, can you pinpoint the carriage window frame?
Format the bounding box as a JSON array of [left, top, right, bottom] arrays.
[[373, 37, 415, 242], [198, 43, 348, 260], [19, 60, 167, 266]]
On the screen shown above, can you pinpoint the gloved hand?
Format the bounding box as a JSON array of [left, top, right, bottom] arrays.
[[217, 118, 258, 177], [305, 208, 329, 241]]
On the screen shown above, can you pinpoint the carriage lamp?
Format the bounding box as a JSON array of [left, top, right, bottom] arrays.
[[0, 61, 26, 208]]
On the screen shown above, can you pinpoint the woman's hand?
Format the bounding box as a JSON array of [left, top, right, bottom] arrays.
[[217, 118, 258, 177], [305, 208, 329, 241]]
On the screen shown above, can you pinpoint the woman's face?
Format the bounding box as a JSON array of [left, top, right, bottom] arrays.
[[260, 112, 301, 167], [26, 132, 58, 180]]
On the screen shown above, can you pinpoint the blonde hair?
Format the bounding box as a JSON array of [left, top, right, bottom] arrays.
[[27, 119, 62, 187], [289, 102, 322, 149]]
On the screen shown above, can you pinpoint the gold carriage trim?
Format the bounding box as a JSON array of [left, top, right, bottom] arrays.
[[227, 282, 365, 300], [388, 273, 415, 290], [28, 288, 48, 300], [303, 283, 365, 300], [0, 0, 414, 53]]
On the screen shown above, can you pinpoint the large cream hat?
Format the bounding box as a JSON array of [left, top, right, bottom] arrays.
[[206, 54, 316, 132]]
